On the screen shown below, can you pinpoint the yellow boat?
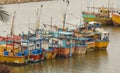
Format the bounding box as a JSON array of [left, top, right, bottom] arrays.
[[111, 13, 120, 27], [0, 44, 20, 56], [0, 56, 28, 64], [0, 39, 29, 64], [95, 41, 109, 49], [94, 31, 109, 50]]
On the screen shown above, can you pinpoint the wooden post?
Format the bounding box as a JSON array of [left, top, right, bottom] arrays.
[[69, 38, 72, 57], [13, 35, 14, 56]]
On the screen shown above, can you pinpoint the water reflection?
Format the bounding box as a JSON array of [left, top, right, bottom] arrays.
[[8, 50, 108, 73]]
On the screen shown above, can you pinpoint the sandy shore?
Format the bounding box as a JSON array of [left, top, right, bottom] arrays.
[[0, 0, 51, 5]]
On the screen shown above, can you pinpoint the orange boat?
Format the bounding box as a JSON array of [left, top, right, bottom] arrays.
[[51, 31, 75, 57]]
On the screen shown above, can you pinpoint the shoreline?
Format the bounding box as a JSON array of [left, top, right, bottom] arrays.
[[0, 0, 52, 5]]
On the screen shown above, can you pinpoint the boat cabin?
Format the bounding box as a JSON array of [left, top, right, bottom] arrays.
[[98, 7, 110, 17]]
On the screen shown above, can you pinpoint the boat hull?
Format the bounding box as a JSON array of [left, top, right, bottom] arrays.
[[74, 46, 87, 55], [0, 56, 28, 64], [29, 54, 43, 62], [87, 42, 95, 52], [95, 41, 109, 50], [82, 12, 113, 25], [44, 51, 57, 60], [112, 14, 120, 27], [56, 48, 74, 57]]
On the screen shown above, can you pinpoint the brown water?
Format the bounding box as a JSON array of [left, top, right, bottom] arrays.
[[1, 0, 120, 73]]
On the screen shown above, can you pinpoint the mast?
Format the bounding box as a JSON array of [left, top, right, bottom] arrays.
[[10, 11, 16, 56], [51, 16, 52, 31], [63, 12, 66, 30], [62, 0, 69, 30], [36, 5, 43, 31], [10, 11, 16, 37]]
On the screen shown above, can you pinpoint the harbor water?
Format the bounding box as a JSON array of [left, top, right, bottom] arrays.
[[1, 0, 120, 73]]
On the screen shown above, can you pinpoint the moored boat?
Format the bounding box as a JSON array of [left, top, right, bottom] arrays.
[[24, 31, 44, 62], [52, 31, 75, 57], [111, 13, 120, 27], [79, 21, 109, 50], [42, 40, 57, 60], [43, 48, 57, 60], [94, 29, 109, 50], [0, 12, 29, 64], [0, 35, 29, 64], [82, 7, 113, 25], [73, 38, 88, 55]]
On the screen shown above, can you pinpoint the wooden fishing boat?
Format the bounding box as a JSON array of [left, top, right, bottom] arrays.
[[0, 56, 27, 64], [24, 32, 44, 62], [111, 13, 120, 26], [26, 5, 46, 62], [79, 21, 110, 50], [42, 38, 57, 60], [82, 7, 113, 25], [94, 31, 109, 50], [79, 22, 100, 52], [0, 12, 29, 64], [0, 36, 29, 64], [52, 31, 75, 57], [43, 48, 57, 60], [73, 38, 88, 55]]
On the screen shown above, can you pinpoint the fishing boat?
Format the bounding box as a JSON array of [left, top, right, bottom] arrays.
[[43, 47, 57, 60], [111, 12, 120, 26], [0, 35, 29, 64], [42, 37, 57, 60], [52, 31, 75, 58], [82, 7, 113, 25], [28, 39, 44, 62], [79, 21, 110, 50], [73, 38, 88, 55], [23, 31, 44, 62], [94, 28, 109, 50], [0, 12, 29, 64], [78, 21, 97, 52]]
